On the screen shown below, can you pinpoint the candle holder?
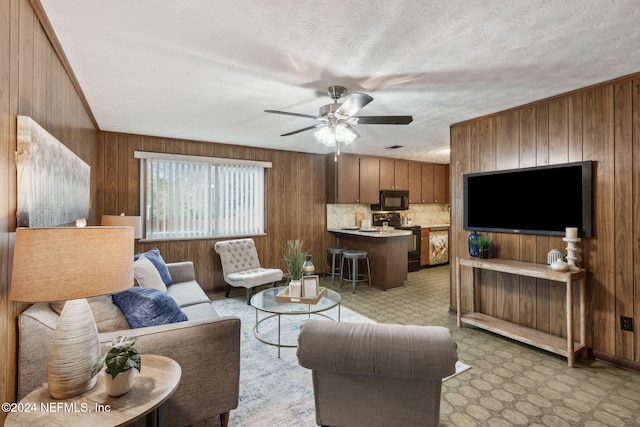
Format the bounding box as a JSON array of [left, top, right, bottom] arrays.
[[562, 237, 582, 271]]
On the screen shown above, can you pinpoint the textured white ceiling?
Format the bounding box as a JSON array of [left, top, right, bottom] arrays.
[[40, 0, 640, 163]]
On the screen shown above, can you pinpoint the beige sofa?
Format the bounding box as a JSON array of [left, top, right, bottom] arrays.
[[17, 261, 240, 427]]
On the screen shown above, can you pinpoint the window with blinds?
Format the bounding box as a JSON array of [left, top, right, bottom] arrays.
[[135, 152, 270, 240]]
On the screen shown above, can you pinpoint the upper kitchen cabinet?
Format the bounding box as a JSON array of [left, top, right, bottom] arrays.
[[327, 154, 450, 205], [433, 163, 449, 204], [420, 163, 449, 204], [408, 161, 422, 204], [359, 156, 380, 204], [326, 153, 360, 204], [379, 158, 409, 190], [379, 158, 394, 190], [394, 160, 409, 190], [421, 163, 434, 203]]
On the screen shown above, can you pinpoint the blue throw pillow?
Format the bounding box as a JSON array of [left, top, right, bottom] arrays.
[[134, 248, 172, 286], [112, 287, 188, 329]]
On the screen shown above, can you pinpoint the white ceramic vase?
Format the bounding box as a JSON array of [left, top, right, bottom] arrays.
[[104, 369, 136, 397], [289, 280, 302, 297]]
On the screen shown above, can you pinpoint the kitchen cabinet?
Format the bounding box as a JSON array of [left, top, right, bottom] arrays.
[[327, 154, 450, 205], [419, 163, 449, 204], [326, 154, 360, 203], [379, 159, 409, 190], [379, 158, 395, 190], [408, 162, 422, 203], [359, 156, 380, 204], [420, 228, 430, 266], [421, 163, 434, 203], [433, 164, 449, 203], [394, 160, 409, 190]]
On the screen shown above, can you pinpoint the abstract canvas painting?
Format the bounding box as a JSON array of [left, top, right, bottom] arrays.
[[16, 116, 90, 227]]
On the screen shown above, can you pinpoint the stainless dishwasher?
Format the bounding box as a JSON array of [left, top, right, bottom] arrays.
[[428, 227, 449, 266]]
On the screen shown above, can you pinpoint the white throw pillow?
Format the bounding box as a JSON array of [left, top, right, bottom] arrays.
[[134, 254, 167, 292]]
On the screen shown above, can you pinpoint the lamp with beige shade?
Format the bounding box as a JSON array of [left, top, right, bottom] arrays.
[[101, 213, 142, 239], [10, 226, 134, 399]]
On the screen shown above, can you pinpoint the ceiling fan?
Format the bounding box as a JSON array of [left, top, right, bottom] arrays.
[[264, 86, 413, 155]]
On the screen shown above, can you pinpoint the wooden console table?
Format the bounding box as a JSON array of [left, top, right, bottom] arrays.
[[456, 257, 587, 367]]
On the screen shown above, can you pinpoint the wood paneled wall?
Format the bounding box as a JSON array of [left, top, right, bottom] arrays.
[[0, 0, 99, 419], [97, 132, 331, 292], [450, 74, 640, 365]]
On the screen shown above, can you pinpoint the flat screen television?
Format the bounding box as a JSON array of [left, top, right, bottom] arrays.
[[463, 161, 593, 237]]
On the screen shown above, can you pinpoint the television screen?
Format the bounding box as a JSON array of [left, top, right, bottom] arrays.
[[463, 161, 593, 237]]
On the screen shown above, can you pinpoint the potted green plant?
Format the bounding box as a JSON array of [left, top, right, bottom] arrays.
[[94, 336, 141, 396], [476, 235, 492, 259], [283, 240, 307, 296]]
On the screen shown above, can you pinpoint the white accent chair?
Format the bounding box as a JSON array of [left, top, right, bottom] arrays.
[[297, 320, 458, 427], [214, 238, 284, 304]]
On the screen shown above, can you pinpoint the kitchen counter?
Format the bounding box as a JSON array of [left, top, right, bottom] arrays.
[[328, 228, 412, 238], [329, 228, 409, 290]]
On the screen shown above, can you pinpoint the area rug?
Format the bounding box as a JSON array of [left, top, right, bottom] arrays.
[[212, 296, 470, 427]]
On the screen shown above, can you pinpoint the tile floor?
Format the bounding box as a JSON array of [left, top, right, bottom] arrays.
[[324, 265, 640, 427]]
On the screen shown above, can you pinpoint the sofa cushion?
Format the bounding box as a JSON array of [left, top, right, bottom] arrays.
[[134, 247, 173, 286], [50, 295, 130, 333], [166, 281, 211, 308], [180, 302, 220, 321], [112, 287, 188, 328], [134, 254, 167, 292]]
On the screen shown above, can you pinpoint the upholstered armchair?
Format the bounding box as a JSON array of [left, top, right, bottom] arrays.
[[214, 238, 284, 304], [297, 320, 458, 427]]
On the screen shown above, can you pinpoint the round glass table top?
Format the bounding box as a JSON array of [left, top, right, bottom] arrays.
[[251, 286, 341, 315]]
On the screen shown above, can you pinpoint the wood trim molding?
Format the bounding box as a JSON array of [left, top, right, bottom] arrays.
[[592, 349, 640, 374], [29, 0, 99, 130]]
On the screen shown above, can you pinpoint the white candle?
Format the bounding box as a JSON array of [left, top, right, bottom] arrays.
[[565, 227, 578, 239]]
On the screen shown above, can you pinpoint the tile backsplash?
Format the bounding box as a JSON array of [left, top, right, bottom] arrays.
[[327, 203, 450, 229]]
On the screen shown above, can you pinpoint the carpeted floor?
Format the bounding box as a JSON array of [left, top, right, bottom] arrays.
[[206, 266, 640, 427]]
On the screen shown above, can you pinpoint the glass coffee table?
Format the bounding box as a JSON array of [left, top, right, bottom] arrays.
[[250, 286, 341, 357]]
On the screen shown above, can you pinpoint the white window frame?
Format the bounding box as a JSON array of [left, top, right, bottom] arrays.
[[135, 151, 271, 241]]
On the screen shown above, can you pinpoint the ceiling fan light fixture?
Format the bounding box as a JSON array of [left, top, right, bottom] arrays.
[[335, 123, 359, 145], [314, 123, 360, 147], [314, 126, 336, 147]]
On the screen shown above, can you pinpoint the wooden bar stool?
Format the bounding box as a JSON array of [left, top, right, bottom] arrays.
[[324, 246, 347, 286], [340, 250, 372, 294]]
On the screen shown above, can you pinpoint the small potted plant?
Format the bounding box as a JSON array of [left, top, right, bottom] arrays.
[[94, 336, 141, 396], [476, 235, 492, 259], [283, 240, 307, 297]]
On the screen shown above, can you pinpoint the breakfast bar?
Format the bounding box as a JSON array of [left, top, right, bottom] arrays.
[[328, 228, 411, 290]]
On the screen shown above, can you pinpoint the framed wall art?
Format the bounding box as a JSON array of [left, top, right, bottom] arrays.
[[16, 115, 90, 227]]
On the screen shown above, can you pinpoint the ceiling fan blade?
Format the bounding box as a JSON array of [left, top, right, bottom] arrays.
[[352, 115, 413, 125], [264, 110, 320, 120], [335, 92, 373, 117], [280, 123, 325, 136]]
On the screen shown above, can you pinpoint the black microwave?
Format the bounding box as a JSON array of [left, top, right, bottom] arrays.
[[372, 190, 410, 211]]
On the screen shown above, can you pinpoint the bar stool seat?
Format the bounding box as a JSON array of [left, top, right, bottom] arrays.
[[340, 250, 372, 294], [324, 246, 347, 286]]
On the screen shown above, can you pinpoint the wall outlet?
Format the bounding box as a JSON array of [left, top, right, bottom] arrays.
[[621, 316, 634, 331]]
